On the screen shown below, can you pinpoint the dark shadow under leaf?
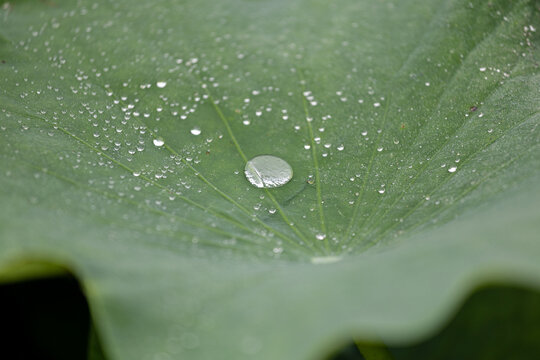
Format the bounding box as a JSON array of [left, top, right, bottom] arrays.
[[330, 285, 540, 360], [0, 275, 107, 360]]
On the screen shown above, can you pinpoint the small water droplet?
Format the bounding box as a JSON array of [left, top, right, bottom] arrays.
[[153, 138, 164, 147], [156, 81, 167, 88], [378, 189, 385, 194], [190, 128, 201, 136], [307, 175, 315, 185], [337, 144, 344, 151], [315, 233, 326, 241], [448, 166, 457, 173], [244, 155, 293, 188]]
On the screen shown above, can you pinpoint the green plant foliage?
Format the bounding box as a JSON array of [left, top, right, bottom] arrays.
[[1, 0, 539, 359], [389, 286, 540, 360]]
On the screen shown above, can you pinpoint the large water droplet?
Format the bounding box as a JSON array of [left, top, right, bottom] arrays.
[[244, 155, 293, 188], [153, 138, 164, 147]]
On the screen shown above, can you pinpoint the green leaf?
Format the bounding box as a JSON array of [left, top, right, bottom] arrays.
[[1, 0, 539, 359]]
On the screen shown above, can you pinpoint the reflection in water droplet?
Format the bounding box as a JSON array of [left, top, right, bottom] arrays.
[[153, 138, 164, 147], [448, 166, 457, 173], [156, 81, 167, 88], [307, 175, 315, 185], [244, 155, 293, 188], [190, 128, 201, 136]]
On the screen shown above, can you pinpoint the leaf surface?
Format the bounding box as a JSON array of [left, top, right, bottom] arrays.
[[1, 0, 540, 359]]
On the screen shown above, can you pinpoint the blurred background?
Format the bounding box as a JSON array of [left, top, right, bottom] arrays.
[[1, 275, 539, 360]]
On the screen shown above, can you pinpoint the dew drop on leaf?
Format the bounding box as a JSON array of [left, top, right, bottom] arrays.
[[190, 128, 201, 136], [448, 166, 457, 173], [244, 155, 293, 188], [156, 81, 167, 88], [153, 138, 165, 147], [315, 233, 326, 241], [272, 247, 283, 254]]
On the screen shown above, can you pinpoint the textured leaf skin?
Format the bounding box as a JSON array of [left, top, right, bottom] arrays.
[[1, 0, 540, 359]]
